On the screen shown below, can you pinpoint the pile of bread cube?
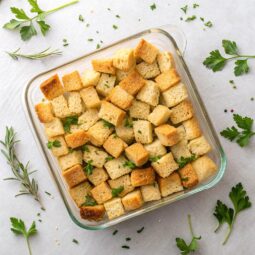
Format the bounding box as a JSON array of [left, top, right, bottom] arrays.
[[35, 39, 217, 222]]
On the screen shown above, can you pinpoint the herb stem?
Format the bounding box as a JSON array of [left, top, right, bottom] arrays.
[[188, 214, 195, 237], [226, 55, 255, 60], [26, 237, 32, 255], [44, 0, 79, 16], [223, 214, 236, 245]]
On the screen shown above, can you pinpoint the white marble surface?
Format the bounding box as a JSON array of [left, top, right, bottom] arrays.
[[0, 0, 255, 254]]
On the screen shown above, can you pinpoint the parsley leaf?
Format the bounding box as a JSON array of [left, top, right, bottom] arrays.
[[193, 3, 199, 8], [181, 5, 188, 14], [123, 161, 136, 169], [11, 7, 30, 20], [203, 50, 226, 72], [124, 118, 133, 128], [20, 23, 37, 41], [78, 14, 84, 22], [204, 21, 213, 28], [112, 186, 124, 197], [63, 116, 78, 133], [149, 155, 161, 162], [234, 59, 249, 76], [82, 195, 97, 206], [102, 120, 114, 129], [3, 19, 24, 30], [105, 156, 114, 162], [84, 160, 93, 175], [150, 3, 156, 10], [47, 140, 61, 149], [222, 40, 238, 55], [37, 20, 50, 36], [185, 15, 196, 22], [81, 145, 90, 152], [28, 0, 43, 14], [177, 155, 196, 168]]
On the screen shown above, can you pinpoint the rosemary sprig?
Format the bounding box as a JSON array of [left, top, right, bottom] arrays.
[[0, 127, 43, 208], [6, 47, 62, 60]]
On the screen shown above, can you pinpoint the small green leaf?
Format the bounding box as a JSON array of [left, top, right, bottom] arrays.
[[203, 50, 226, 72], [27, 221, 37, 237], [234, 59, 249, 76], [84, 160, 93, 175], [20, 24, 37, 41], [37, 20, 50, 36], [28, 0, 43, 14], [3, 19, 23, 30], [185, 15, 196, 22], [204, 21, 213, 28], [10, 7, 30, 20], [222, 40, 238, 55], [220, 126, 239, 141], [233, 114, 253, 131], [123, 161, 136, 169], [82, 195, 97, 206], [181, 5, 188, 14], [112, 186, 124, 197], [102, 120, 114, 129], [150, 3, 156, 10]]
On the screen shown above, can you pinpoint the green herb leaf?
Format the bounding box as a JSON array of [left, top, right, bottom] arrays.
[[84, 160, 93, 175], [124, 118, 133, 128], [150, 3, 156, 10], [185, 15, 196, 22], [112, 186, 124, 197], [81, 145, 90, 152], [102, 120, 114, 129], [193, 3, 199, 8], [82, 195, 97, 206], [28, 0, 43, 14], [105, 156, 114, 162], [63, 116, 78, 133], [222, 40, 238, 55], [37, 20, 50, 36], [181, 5, 188, 14], [149, 155, 161, 162], [123, 161, 136, 169], [177, 155, 196, 168], [3, 19, 23, 30], [72, 238, 79, 244], [204, 21, 213, 27], [11, 7, 30, 20], [20, 23, 37, 41], [203, 50, 226, 72], [234, 59, 249, 76], [112, 24, 118, 30], [220, 126, 239, 141], [47, 140, 61, 149], [137, 226, 144, 233]]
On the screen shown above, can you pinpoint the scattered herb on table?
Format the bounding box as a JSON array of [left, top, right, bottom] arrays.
[[102, 120, 114, 129], [10, 217, 37, 255], [78, 14, 84, 22], [63, 116, 78, 133], [116, 14, 120, 18], [123, 161, 136, 170], [112, 186, 124, 197], [122, 245, 130, 249], [185, 15, 196, 22], [96, 44, 101, 49], [88, 38, 93, 42], [112, 24, 118, 30], [220, 114, 255, 147], [200, 17, 204, 22], [84, 160, 93, 175], [82, 195, 97, 206], [213, 183, 251, 245], [149, 156, 161, 162], [3, 0, 79, 41], [150, 3, 157, 11], [44, 191, 52, 196], [204, 21, 213, 28], [47, 140, 61, 149], [137, 226, 144, 233], [63, 38, 69, 47], [176, 215, 201, 254], [193, 3, 199, 8], [177, 155, 196, 168], [72, 238, 79, 244], [112, 230, 118, 235], [181, 5, 188, 14]]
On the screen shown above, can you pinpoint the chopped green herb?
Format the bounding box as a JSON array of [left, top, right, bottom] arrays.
[[137, 226, 144, 233], [112, 186, 124, 197], [68, 147, 74, 153], [47, 140, 61, 149], [123, 161, 136, 169], [126, 237, 131, 241], [124, 118, 133, 128], [116, 14, 120, 18], [205, 21, 213, 28], [200, 17, 204, 21], [149, 156, 161, 162], [81, 145, 90, 152], [193, 3, 199, 8], [150, 3, 156, 10], [251, 97, 254, 101], [104, 83, 110, 88], [122, 245, 130, 249], [96, 44, 101, 49], [82, 195, 97, 206], [181, 5, 188, 14], [177, 155, 196, 168], [86, 23, 90, 27], [105, 156, 114, 162], [102, 120, 114, 129], [100, 40, 103, 43], [38, 219, 42, 222], [88, 38, 93, 42], [63, 116, 78, 133], [181, 177, 189, 182], [45, 191, 51, 196], [185, 15, 196, 22], [113, 230, 118, 235], [112, 24, 118, 30], [84, 160, 93, 175], [63, 38, 69, 47], [37, 213, 40, 217], [72, 238, 79, 244], [107, 8, 111, 11], [229, 80, 234, 84], [78, 14, 84, 22]]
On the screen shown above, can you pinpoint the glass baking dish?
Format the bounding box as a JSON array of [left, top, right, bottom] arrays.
[[22, 25, 226, 230]]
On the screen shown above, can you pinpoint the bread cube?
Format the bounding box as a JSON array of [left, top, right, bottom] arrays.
[[158, 172, 183, 197], [62, 71, 83, 91], [155, 68, 181, 92], [136, 80, 160, 106], [144, 139, 167, 157], [122, 190, 144, 211], [51, 95, 71, 118], [162, 83, 188, 107], [157, 51, 174, 73], [69, 181, 92, 207], [104, 198, 125, 219], [191, 156, 217, 183], [83, 145, 108, 168], [188, 136, 211, 156], [133, 120, 153, 144], [104, 156, 132, 179], [103, 134, 128, 158], [115, 119, 135, 144], [125, 143, 149, 166], [81, 69, 100, 88], [35, 102, 54, 123], [129, 100, 150, 120], [78, 109, 99, 131], [108, 174, 134, 197], [67, 92, 83, 115], [63, 164, 87, 188], [48, 136, 68, 157], [108, 86, 134, 110], [80, 87, 101, 108], [69, 124, 83, 133], [65, 130, 89, 149], [131, 167, 155, 187], [148, 105, 171, 126], [59, 150, 83, 171], [87, 167, 109, 186], [80, 205, 105, 221], [119, 69, 145, 95], [136, 61, 160, 79], [155, 124, 180, 146], [179, 163, 198, 188], [170, 100, 194, 124], [134, 39, 159, 64], [91, 181, 113, 204], [171, 139, 192, 160], [113, 48, 135, 71], [151, 152, 178, 178], [40, 74, 64, 100], [116, 69, 130, 82], [177, 125, 186, 140], [44, 118, 65, 137], [141, 183, 161, 202], [92, 58, 116, 75], [183, 117, 201, 140], [96, 74, 116, 96], [98, 101, 126, 126]]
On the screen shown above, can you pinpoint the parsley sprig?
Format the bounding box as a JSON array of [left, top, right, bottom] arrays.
[[84, 160, 93, 175], [47, 140, 61, 149], [177, 155, 196, 168], [203, 40, 255, 76], [63, 116, 78, 133], [82, 195, 97, 206], [213, 183, 251, 245], [123, 161, 136, 169], [112, 186, 124, 197]]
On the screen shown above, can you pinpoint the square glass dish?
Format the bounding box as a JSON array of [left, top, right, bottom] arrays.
[[23, 25, 226, 230]]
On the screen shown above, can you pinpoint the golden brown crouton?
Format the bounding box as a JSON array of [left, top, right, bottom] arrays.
[[104, 198, 125, 219], [115, 118, 135, 144], [67, 92, 83, 115], [48, 136, 68, 157], [92, 58, 116, 74], [129, 100, 150, 120], [35, 102, 54, 123], [179, 163, 199, 188], [188, 136, 211, 156], [144, 139, 167, 157], [108, 174, 134, 197], [62, 71, 83, 91], [125, 143, 149, 167], [148, 105, 171, 126], [80, 86, 101, 108], [130, 167, 155, 187], [91, 181, 113, 204], [58, 150, 83, 171], [171, 139, 192, 160], [155, 69, 181, 92], [51, 95, 71, 118], [69, 181, 92, 207], [157, 51, 175, 72], [78, 109, 99, 131], [170, 100, 194, 124], [65, 130, 89, 149], [136, 61, 160, 79], [87, 167, 109, 186], [155, 124, 180, 146], [141, 183, 161, 202], [183, 117, 201, 140], [80, 205, 105, 221], [113, 48, 135, 71], [44, 118, 65, 138], [96, 74, 116, 96], [81, 69, 100, 88], [133, 120, 153, 144], [83, 145, 108, 168], [121, 190, 144, 211]]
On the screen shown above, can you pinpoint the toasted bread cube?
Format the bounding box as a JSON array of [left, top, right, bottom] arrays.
[[183, 117, 201, 140], [48, 136, 68, 157], [80, 87, 101, 109], [157, 51, 175, 72], [91, 181, 112, 204], [51, 95, 71, 118], [148, 105, 171, 126], [141, 183, 161, 202], [155, 69, 181, 92], [136, 61, 160, 79], [87, 167, 109, 186], [83, 145, 108, 168], [44, 118, 65, 137], [103, 134, 128, 158], [151, 152, 178, 178], [171, 139, 192, 160], [62, 71, 83, 91], [40, 74, 64, 100], [65, 130, 89, 149], [136, 80, 160, 107], [59, 150, 83, 171], [129, 100, 150, 120], [162, 83, 188, 107], [67, 92, 83, 115], [179, 163, 198, 188], [170, 100, 194, 124], [122, 190, 144, 211], [133, 120, 153, 144], [155, 124, 180, 146], [69, 181, 92, 207], [81, 69, 100, 88], [104, 156, 132, 180], [144, 139, 167, 157], [188, 136, 211, 156], [98, 101, 126, 126], [134, 39, 159, 64], [108, 174, 134, 197], [78, 109, 99, 131], [115, 119, 135, 144], [119, 69, 145, 95], [113, 48, 135, 71], [104, 198, 125, 219], [35, 102, 54, 123], [177, 125, 186, 140], [69, 124, 83, 133], [191, 156, 217, 183], [158, 172, 183, 197], [125, 143, 149, 166], [92, 58, 116, 74], [96, 74, 116, 96], [63, 164, 87, 188], [80, 205, 105, 221], [116, 69, 131, 82], [108, 86, 134, 110], [131, 167, 155, 187]]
